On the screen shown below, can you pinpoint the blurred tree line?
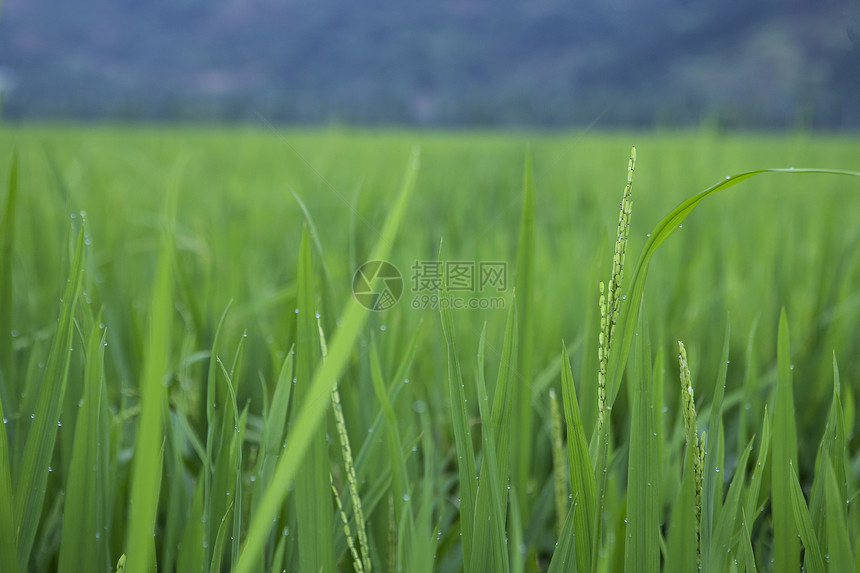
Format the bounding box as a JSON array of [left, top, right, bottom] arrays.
[[0, 0, 858, 128]]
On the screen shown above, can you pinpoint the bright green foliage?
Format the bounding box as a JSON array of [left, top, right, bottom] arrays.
[[772, 309, 800, 572], [293, 228, 335, 573], [624, 301, 659, 573], [0, 129, 858, 573]]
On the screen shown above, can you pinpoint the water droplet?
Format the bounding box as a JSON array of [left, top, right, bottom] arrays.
[[30, 414, 35, 419], [678, 224, 683, 228], [58, 421, 63, 427], [402, 494, 410, 501], [10, 330, 18, 337], [294, 308, 299, 314], [404, 378, 410, 384], [314, 312, 320, 318], [380, 325, 387, 331], [48, 466, 52, 472], [412, 445, 418, 452], [789, 364, 795, 370]]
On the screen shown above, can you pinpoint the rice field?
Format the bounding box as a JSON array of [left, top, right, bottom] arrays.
[[1, 125, 859, 572]]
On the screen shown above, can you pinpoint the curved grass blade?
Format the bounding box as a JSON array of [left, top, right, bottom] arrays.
[[235, 147, 420, 573], [604, 168, 860, 412]]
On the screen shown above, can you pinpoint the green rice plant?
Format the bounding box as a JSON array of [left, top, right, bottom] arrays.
[[0, 128, 859, 573], [58, 317, 109, 573], [623, 300, 659, 573], [548, 388, 567, 536], [559, 342, 596, 573], [512, 151, 535, 522], [124, 190, 175, 573], [292, 228, 335, 573], [667, 340, 700, 572], [772, 309, 799, 572], [0, 152, 16, 405], [235, 147, 420, 573], [15, 226, 84, 570]]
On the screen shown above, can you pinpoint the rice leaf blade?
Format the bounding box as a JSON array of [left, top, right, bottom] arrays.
[[560, 342, 595, 573], [772, 308, 799, 572], [292, 228, 335, 573], [14, 226, 85, 569], [235, 148, 419, 573], [623, 299, 659, 573]]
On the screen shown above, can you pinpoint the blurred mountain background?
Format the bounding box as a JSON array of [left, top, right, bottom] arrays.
[[0, 0, 858, 128]]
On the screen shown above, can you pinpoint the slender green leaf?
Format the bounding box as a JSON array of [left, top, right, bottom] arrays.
[[439, 256, 478, 564], [605, 168, 860, 412], [744, 408, 770, 530], [772, 308, 799, 572], [701, 320, 730, 565], [235, 148, 420, 573], [624, 300, 659, 573], [470, 301, 517, 573], [292, 228, 335, 573], [707, 437, 752, 572], [547, 497, 578, 573], [0, 152, 17, 408], [125, 226, 174, 573], [560, 342, 595, 573], [370, 334, 414, 569], [788, 461, 825, 573], [822, 452, 854, 573], [59, 323, 109, 573], [14, 227, 85, 570], [0, 392, 18, 573], [513, 150, 535, 510]]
